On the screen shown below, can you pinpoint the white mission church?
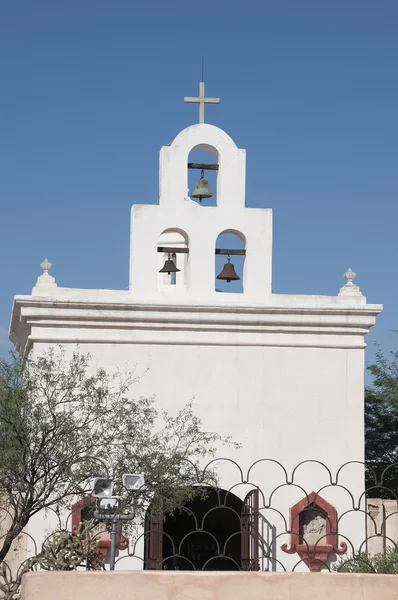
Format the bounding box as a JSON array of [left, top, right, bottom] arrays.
[[9, 79, 383, 572]]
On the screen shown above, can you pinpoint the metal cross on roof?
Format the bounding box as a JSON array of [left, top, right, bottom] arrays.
[[184, 60, 220, 123]]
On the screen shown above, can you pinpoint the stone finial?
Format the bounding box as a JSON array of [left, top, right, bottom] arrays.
[[338, 267, 362, 297], [40, 258, 52, 275], [344, 268, 356, 285], [34, 258, 57, 289]]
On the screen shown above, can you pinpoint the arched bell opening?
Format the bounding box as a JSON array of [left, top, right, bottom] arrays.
[[157, 229, 189, 290], [188, 145, 218, 206], [215, 231, 245, 293]]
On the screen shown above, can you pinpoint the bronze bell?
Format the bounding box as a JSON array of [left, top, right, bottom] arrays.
[[216, 256, 240, 283], [159, 254, 180, 275], [191, 169, 213, 202]]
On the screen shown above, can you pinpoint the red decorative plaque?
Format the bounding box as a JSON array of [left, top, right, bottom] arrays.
[[281, 491, 347, 572]]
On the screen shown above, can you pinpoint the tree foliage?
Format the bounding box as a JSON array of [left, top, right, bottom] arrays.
[[367, 348, 398, 406], [0, 348, 234, 565], [334, 547, 398, 574], [365, 348, 398, 496]]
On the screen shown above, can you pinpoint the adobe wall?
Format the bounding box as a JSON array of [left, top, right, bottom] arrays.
[[21, 571, 398, 600]]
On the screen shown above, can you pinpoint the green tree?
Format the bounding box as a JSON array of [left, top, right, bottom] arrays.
[[0, 348, 233, 565], [365, 348, 398, 496]]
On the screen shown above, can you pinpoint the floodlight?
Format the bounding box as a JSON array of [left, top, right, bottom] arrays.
[[122, 473, 145, 491], [99, 497, 120, 510], [91, 477, 114, 499]]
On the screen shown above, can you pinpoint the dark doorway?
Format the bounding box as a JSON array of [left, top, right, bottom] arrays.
[[144, 487, 260, 571]]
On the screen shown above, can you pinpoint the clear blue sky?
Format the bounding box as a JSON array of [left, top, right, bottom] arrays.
[[1, 1, 397, 380]]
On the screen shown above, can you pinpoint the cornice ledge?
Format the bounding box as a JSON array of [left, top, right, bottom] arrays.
[[10, 295, 382, 354], [12, 295, 383, 317]]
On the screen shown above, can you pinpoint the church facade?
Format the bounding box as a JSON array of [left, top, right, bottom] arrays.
[[9, 104, 382, 571]]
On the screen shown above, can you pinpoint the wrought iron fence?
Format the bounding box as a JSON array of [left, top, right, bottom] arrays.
[[1, 458, 398, 598], [136, 458, 398, 573]]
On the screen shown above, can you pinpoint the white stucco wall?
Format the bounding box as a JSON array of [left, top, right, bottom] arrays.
[[10, 291, 380, 571], [28, 341, 364, 468], [9, 123, 382, 572]]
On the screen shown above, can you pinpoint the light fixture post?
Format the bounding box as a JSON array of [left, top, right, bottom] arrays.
[[109, 519, 118, 571], [91, 473, 145, 571]]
